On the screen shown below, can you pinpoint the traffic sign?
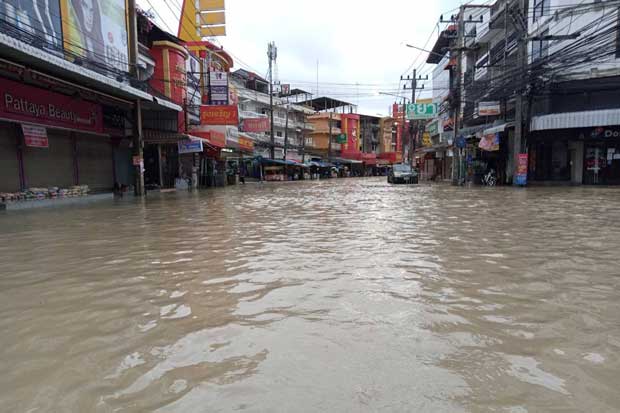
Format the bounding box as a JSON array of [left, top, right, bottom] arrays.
[[406, 103, 438, 120]]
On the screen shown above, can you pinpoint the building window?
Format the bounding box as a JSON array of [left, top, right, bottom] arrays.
[[532, 30, 549, 61], [276, 131, 283, 137], [533, 0, 549, 22]]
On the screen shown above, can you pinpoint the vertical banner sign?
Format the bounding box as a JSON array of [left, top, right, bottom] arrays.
[[209, 71, 229, 105], [61, 0, 129, 72], [515, 153, 528, 186], [22, 124, 49, 148]]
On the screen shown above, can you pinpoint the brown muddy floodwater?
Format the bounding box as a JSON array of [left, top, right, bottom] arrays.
[[1, 177, 620, 412]]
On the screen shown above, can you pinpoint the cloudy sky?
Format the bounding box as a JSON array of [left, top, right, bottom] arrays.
[[138, 0, 464, 116]]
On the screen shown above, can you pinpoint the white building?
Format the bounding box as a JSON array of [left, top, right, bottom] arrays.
[[231, 69, 314, 161]]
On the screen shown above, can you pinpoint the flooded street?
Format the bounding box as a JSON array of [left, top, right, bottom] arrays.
[[1, 178, 620, 412]]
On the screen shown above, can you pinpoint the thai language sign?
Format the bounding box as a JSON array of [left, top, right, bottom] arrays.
[[22, 124, 49, 148], [240, 117, 269, 132], [200, 105, 238, 125], [515, 153, 528, 185], [406, 103, 438, 120]]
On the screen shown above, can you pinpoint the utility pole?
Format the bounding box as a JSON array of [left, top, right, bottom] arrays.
[[268, 42, 277, 159], [127, 0, 144, 196], [454, 7, 465, 185], [402, 69, 428, 168], [512, 0, 529, 185]]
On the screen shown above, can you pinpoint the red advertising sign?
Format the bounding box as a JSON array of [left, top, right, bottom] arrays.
[[238, 135, 254, 151], [240, 117, 270, 132], [515, 153, 528, 185], [189, 125, 227, 148], [22, 124, 48, 148], [0, 78, 103, 133], [200, 105, 239, 125]]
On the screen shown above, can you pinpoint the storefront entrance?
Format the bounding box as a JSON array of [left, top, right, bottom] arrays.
[[584, 142, 620, 185], [530, 139, 570, 182]]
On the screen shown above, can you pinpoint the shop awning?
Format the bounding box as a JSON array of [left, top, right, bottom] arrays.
[[332, 157, 363, 164], [483, 122, 514, 135], [530, 109, 620, 131], [143, 130, 196, 144]]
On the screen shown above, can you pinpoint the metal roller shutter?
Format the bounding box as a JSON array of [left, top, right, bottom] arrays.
[[23, 129, 73, 189], [0, 122, 20, 192], [77, 135, 113, 192]]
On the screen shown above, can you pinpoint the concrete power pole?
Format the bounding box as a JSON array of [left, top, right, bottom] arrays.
[[268, 42, 277, 159], [513, 0, 529, 185], [453, 7, 465, 185], [127, 0, 144, 196]]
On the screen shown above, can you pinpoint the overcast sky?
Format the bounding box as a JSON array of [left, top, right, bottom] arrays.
[[138, 0, 463, 116]]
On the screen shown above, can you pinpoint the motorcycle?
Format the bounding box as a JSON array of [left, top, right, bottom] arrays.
[[482, 169, 497, 187]]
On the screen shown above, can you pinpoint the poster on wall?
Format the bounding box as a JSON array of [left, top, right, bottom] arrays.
[[61, 0, 129, 72], [22, 124, 49, 148], [1, 0, 63, 53]]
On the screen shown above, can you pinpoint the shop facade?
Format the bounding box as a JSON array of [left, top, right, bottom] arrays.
[[0, 76, 124, 195], [528, 125, 620, 185]]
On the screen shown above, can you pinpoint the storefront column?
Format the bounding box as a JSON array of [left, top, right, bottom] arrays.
[[133, 99, 145, 196], [71, 132, 79, 185], [157, 144, 164, 187], [15, 124, 25, 191]]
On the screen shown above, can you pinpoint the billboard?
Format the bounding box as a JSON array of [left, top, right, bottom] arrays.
[[1, 0, 63, 52], [60, 0, 129, 72]]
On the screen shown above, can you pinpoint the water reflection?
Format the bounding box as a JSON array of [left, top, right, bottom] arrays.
[[1, 179, 619, 411]]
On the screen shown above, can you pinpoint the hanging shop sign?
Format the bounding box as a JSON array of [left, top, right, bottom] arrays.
[[406, 103, 439, 120], [422, 132, 432, 147], [341, 114, 360, 154], [426, 120, 439, 136], [22, 124, 49, 148], [61, 0, 129, 72], [336, 133, 347, 144], [240, 117, 270, 133], [515, 153, 528, 186], [0, 78, 103, 133], [209, 71, 229, 105], [200, 105, 238, 125], [189, 125, 227, 147], [479, 133, 500, 151], [392, 103, 405, 119], [178, 139, 203, 154], [478, 101, 501, 117], [238, 135, 254, 151]]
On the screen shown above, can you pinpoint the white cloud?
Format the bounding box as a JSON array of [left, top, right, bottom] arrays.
[[138, 0, 462, 115]]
